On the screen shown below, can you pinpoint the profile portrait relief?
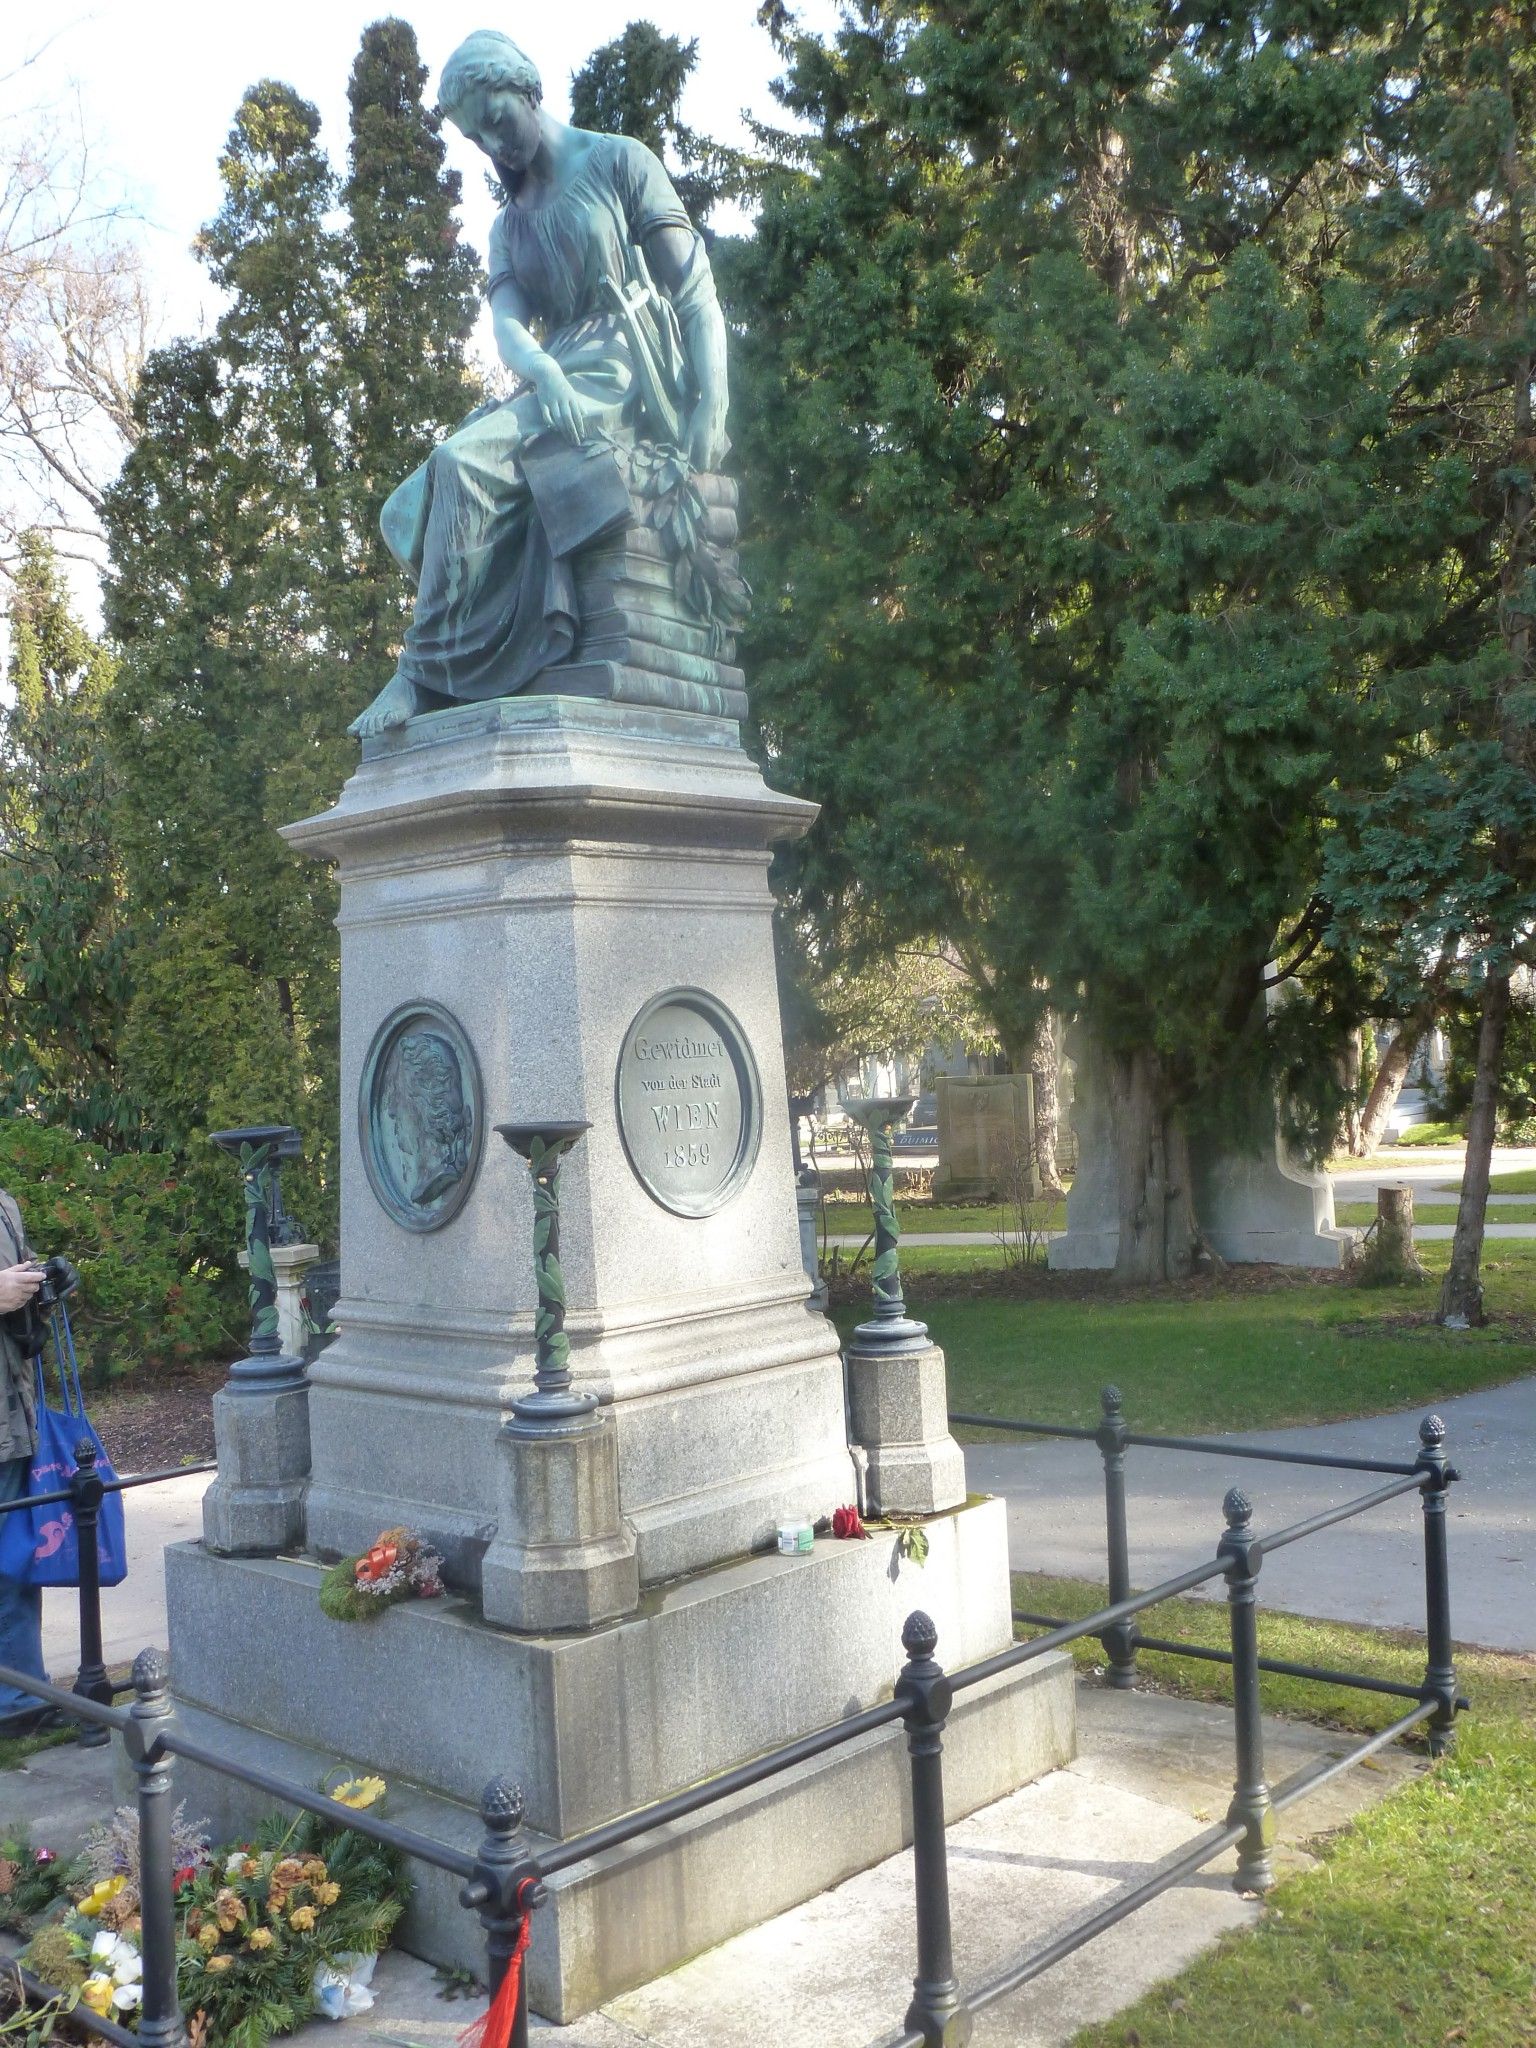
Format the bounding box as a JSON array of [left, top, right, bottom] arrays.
[[360, 1005, 484, 1231]]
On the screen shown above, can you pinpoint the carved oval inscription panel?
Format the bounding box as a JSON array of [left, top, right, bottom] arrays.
[[359, 1001, 484, 1232], [616, 989, 762, 1217]]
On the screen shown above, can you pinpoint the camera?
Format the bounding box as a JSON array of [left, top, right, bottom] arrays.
[[1, 1256, 80, 1361]]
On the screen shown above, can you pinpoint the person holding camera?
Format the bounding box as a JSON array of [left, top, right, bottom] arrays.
[[0, 1187, 56, 1736]]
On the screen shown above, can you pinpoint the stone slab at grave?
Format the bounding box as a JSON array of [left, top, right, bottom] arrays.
[[933, 1072, 1039, 1202], [165, 697, 1074, 2019]]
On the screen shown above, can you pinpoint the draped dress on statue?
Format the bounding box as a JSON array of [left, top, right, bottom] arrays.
[[380, 132, 713, 702]]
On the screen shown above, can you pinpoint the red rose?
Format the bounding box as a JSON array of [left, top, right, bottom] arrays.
[[831, 1505, 869, 1540]]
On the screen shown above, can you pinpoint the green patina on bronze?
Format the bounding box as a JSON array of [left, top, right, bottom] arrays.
[[238, 1140, 281, 1349], [844, 1097, 916, 1323], [350, 31, 742, 739], [359, 1004, 484, 1233]]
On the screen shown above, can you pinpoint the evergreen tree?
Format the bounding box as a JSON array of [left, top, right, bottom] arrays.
[[570, 20, 762, 228], [732, 0, 1452, 1279], [100, 21, 481, 1243], [1323, 0, 1536, 1324], [0, 534, 134, 1142], [340, 18, 482, 670]]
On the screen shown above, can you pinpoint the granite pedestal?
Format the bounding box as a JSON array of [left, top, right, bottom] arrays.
[[167, 698, 1067, 2020], [163, 1499, 1074, 2020]]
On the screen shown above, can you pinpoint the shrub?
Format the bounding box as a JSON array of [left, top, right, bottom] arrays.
[[0, 1117, 241, 1386]]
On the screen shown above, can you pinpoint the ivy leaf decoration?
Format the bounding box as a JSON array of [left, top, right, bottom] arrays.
[[896, 1525, 929, 1568], [873, 1248, 901, 1282], [538, 1254, 567, 1308]]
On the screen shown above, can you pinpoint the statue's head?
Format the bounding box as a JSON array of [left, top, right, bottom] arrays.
[[384, 1031, 472, 1208], [439, 31, 544, 174]]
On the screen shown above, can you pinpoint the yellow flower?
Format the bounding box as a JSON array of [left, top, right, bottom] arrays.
[[287, 1906, 316, 1933], [314, 1881, 340, 1908], [246, 1927, 275, 1952], [205, 1954, 233, 1975], [79, 1877, 127, 1918], [80, 1978, 114, 2017], [300, 1858, 327, 1884], [197, 1925, 220, 1953], [330, 1775, 386, 1810]]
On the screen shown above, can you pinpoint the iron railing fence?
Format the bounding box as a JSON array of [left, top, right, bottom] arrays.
[[0, 1445, 218, 1745], [0, 1396, 1462, 2048]]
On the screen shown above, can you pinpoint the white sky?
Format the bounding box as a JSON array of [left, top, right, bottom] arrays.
[[4, 1, 844, 339]]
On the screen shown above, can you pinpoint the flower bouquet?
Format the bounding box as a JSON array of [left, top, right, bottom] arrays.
[[176, 1811, 403, 2048], [319, 1527, 444, 1623]]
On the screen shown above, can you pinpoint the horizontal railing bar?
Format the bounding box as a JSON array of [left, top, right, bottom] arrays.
[[536, 1696, 909, 1876], [104, 1461, 219, 1493], [0, 1659, 129, 1733], [1120, 1432, 1424, 1477], [964, 1816, 1247, 2015], [948, 1413, 1102, 1442], [1269, 1699, 1440, 1810], [0, 1461, 220, 1518], [162, 1730, 480, 1881], [13, 1962, 140, 2047], [948, 1411, 1428, 1477], [1131, 1634, 1429, 1701], [952, 1557, 1230, 1695], [1260, 1473, 1428, 1555]]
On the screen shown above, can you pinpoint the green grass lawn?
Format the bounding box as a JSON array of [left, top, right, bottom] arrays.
[[1010, 1575, 1536, 2048], [821, 1199, 1068, 1235], [831, 1240, 1536, 1437], [1489, 1169, 1536, 1194], [1336, 1199, 1536, 1225]]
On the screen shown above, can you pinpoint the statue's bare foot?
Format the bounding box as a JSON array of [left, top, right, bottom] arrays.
[[348, 674, 425, 739]]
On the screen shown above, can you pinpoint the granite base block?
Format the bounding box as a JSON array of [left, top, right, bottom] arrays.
[[162, 1648, 1073, 2023], [845, 1338, 967, 1517], [165, 1497, 1016, 1839], [202, 1381, 311, 1556], [480, 1410, 639, 1632]]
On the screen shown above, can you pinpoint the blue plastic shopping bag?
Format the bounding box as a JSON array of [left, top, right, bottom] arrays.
[[0, 1308, 127, 1588]]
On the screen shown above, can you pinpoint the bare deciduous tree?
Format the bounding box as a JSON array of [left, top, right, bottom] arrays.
[[0, 88, 154, 579]]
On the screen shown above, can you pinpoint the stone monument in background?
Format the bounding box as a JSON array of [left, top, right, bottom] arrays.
[[163, 31, 1073, 2023]]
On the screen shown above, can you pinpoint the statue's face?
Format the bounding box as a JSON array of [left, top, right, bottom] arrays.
[[447, 84, 541, 171]]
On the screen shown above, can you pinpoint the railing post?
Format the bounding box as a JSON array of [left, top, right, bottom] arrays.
[[70, 1440, 111, 1747], [1415, 1414, 1458, 1757], [1095, 1386, 1137, 1689], [897, 1612, 972, 2048], [126, 1650, 188, 2048], [1219, 1488, 1275, 1894], [465, 1777, 536, 2048]]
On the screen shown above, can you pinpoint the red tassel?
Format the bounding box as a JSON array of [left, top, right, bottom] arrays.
[[459, 1881, 535, 2048]]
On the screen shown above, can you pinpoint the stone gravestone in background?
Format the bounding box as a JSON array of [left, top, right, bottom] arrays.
[[933, 1073, 1039, 1202], [162, 33, 1074, 2023]]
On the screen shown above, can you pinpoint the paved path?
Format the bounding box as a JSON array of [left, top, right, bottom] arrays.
[[966, 1376, 1535, 1653], [40, 1471, 208, 1680], [832, 1221, 1536, 1246]]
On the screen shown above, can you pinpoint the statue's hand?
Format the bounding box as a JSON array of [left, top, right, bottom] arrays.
[[686, 396, 729, 475], [531, 361, 595, 445]]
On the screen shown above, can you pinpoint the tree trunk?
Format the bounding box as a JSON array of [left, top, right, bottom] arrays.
[[1354, 1023, 1426, 1157], [1356, 1183, 1426, 1285], [1439, 971, 1510, 1327], [1030, 1009, 1065, 1195], [1338, 1027, 1363, 1157], [1107, 1045, 1197, 1284]]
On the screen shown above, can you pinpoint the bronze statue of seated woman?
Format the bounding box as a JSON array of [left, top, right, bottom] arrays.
[[350, 29, 744, 740]]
